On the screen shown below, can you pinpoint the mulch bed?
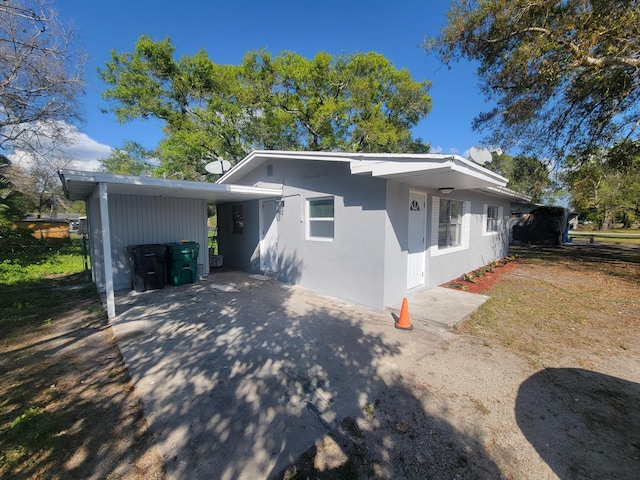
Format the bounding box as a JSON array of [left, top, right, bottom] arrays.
[[441, 258, 522, 294]]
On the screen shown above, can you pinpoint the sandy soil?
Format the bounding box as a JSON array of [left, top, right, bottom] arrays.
[[280, 245, 640, 480], [0, 299, 166, 480], [2, 244, 638, 479]]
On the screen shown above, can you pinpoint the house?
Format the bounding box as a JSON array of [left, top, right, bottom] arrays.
[[59, 151, 529, 319], [216, 151, 530, 310]]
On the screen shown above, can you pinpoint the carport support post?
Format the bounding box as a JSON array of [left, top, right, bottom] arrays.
[[98, 182, 116, 319]]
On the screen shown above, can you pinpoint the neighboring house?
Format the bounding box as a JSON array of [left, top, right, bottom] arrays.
[[512, 206, 570, 245], [16, 217, 70, 239], [216, 151, 530, 311], [59, 151, 529, 318]]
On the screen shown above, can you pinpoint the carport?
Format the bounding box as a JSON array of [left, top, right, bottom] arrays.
[[59, 169, 282, 318]]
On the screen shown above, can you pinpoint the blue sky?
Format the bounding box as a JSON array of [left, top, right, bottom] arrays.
[[54, 0, 491, 169]]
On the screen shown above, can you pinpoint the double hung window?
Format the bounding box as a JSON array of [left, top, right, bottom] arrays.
[[308, 197, 334, 240], [438, 199, 463, 248]]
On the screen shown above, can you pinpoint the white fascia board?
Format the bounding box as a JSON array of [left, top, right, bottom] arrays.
[[449, 157, 509, 185], [483, 185, 533, 202], [448, 163, 508, 187], [60, 169, 282, 201], [217, 150, 509, 187], [350, 156, 508, 188], [218, 150, 462, 184], [350, 157, 454, 176], [61, 169, 210, 191]]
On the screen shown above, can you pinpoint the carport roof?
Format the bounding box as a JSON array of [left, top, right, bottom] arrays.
[[59, 169, 282, 203]]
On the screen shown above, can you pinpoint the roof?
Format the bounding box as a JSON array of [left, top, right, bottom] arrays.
[[59, 170, 282, 204], [19, 217, 69, 224], [217, 150, 528, 199], [481, 185, 532, 202]]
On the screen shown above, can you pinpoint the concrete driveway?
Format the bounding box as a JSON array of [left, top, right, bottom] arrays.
[[110, 270, 487, 479]]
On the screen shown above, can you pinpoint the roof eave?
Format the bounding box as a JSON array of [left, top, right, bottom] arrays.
[[59, 169, 282, 203]]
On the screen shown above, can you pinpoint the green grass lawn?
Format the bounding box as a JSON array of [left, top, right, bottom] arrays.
[[570, 228, 640, 245], [0, 235, 97, 338]]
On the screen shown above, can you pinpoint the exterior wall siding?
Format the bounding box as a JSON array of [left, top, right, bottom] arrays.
[[87, 191, 104, 289], [89, 192, 208, 292], [428, 191, 510, 287], [217, 200, 261, 273], [383, 183, 510, 308], [15, 221, 69, 239], [382, 181, 424, 307]]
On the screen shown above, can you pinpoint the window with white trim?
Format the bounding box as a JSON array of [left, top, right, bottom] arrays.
[[483, 204, 503, 235], [431, 196, 470, 255], [438, 199, 463, 248], [487, 205, 499, 232], [307, 197, 334, 240]]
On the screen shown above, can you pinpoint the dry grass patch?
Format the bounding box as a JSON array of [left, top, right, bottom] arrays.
[[456, 245, 640, 367]]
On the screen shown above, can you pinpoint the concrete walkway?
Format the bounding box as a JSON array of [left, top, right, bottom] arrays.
[[388, 286, 489, 330], [109, 271, 488, 479]]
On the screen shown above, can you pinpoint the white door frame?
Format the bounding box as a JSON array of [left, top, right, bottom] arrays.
[[407, 190, 427, 289], [259, 199, 279, 273]]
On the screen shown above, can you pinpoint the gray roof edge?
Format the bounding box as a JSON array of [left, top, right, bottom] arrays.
[[217, 150, 509, 185], [59, 169, 282, 200]]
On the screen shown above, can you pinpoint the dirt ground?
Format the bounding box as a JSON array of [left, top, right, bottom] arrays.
[[0, 297, 166, 479], [280, 244, 640, 480], [1, 243, 638, 479]]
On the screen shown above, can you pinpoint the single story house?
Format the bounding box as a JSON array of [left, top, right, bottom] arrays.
[[216, 151, 529, 310], [59, 150, 529, 318]]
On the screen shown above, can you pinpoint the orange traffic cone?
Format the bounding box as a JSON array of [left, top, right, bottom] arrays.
[[395, 298, 413, 330]]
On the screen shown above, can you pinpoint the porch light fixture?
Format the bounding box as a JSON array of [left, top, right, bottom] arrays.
[[438, 187, 454, 195]]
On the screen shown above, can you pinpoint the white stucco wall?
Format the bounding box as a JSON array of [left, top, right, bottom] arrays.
[[219, 159, 389, 309], [219, 158, 512, 311]]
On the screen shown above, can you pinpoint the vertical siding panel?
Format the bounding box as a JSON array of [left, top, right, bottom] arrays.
[[102, 193, 208, 291]]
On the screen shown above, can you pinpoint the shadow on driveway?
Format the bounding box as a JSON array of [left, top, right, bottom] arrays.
[[111, 270, 502, 479]]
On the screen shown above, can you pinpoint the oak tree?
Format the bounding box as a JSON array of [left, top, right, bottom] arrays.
[[99, 37, 432, 179], [485, 152, 556, 203], [426, 0, 640, 161], [563, 140, 640, 229], [99, 141, 156, 176]]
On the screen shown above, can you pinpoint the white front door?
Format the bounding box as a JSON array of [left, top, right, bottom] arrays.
[[260, 200, 279, 273], [407, 192, 426, 289]]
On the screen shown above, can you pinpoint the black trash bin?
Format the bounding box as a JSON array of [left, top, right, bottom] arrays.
[[127, 244, 167, 292], [166, 241, 199, 286]]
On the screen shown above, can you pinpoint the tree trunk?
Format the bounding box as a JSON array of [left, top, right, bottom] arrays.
[[601, 210, 613, 231]]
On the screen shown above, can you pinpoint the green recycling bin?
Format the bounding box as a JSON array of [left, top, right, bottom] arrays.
[[166, 241, 199, 286]]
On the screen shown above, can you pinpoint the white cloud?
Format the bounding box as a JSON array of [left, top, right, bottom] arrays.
[[64, 130, 112, 170], [7, 122, 112, 172], [431, 146, 460, 155]]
